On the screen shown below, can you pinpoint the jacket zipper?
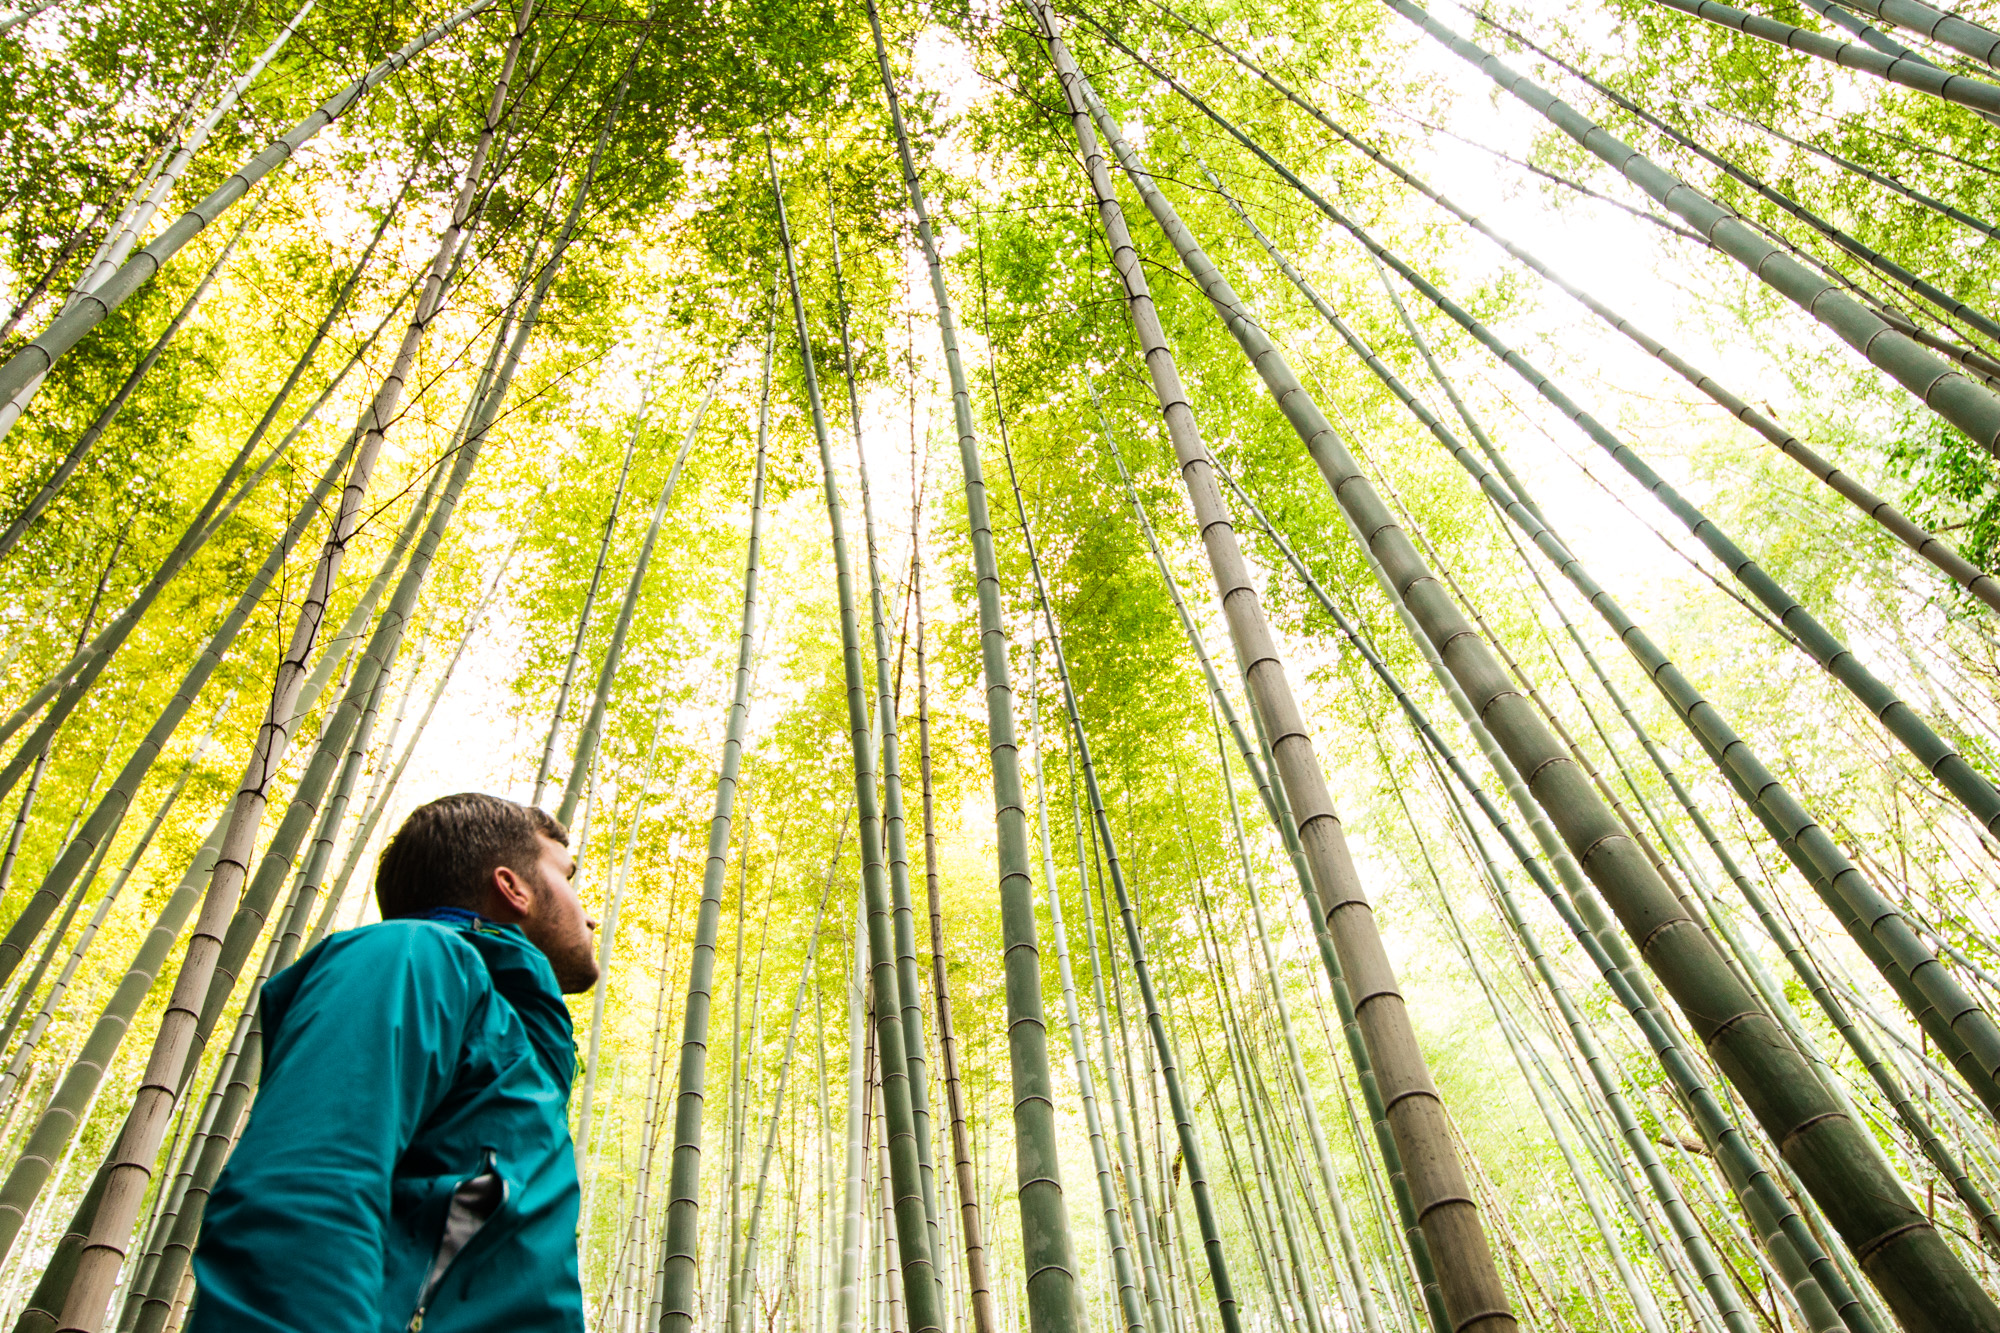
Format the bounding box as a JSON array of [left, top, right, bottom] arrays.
[[409, 1150, 506, 1331]]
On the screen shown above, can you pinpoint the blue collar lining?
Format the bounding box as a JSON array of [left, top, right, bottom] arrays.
[[419, 906, 493, 931]]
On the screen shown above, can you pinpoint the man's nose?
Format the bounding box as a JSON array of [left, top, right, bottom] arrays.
[[586, 915, 601, 932]]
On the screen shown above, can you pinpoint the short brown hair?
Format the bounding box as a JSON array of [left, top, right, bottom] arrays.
[[376, 793, 568, 920]]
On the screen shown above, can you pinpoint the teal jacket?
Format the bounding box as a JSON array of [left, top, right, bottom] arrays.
[[188, 913, 586, 1333]]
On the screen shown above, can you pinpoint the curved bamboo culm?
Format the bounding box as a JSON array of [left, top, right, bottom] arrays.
[[0, 0, 501, 415], [1027, 14, 1517, 1333], [556, 338, 737, 824], [657, 308, 776, 1333], [766, 132, 945, 1333], [42, 18, 637, 1324], [1023, 656, 1150, 1333], [1125, 40, 2000, 1129], [536, 408, 639, 811], [1066, 35, 2000, 1333], [1387, 0, 2000, 465], [1150, 5, 2000, 617], [1641, 0, 2000, 117], [828, 214, 946, 1303], [0, 431, 359, 1268], [911, 487, 998, 1333], [1188, 141, 2000, 1258], [863, 8, 1085, 1332], [1091, 402, 1449, 1333]]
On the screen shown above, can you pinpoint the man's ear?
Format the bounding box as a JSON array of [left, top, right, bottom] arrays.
[[490, 863, 536, 920]]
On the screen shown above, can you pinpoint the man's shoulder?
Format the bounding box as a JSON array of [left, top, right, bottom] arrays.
[[323, 917, 489, 969], [272, 919, 493, 1010]]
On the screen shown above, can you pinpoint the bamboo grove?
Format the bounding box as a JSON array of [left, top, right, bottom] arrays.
[[7, 0, 2000, 1326]]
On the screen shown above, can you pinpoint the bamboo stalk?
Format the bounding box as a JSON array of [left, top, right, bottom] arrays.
[[658, 304, 776, 1333], [1150, 7, 2000, 614], [0, 0, 501, 416], [766, 131, 943, 1333], [862, 13, 1083, 1331], [828, 212, 946, 1303], [1380, 0, 2000, 461], [1029, 18, 1512, 1332], [911, 445, 996, 1333], [1025, 652, 1150, 1333]]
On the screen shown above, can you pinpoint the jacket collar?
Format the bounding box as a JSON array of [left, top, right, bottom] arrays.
[[430, 912, 576, 1091]]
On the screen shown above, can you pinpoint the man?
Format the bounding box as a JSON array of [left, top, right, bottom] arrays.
[[189, 792, 600, 1333]]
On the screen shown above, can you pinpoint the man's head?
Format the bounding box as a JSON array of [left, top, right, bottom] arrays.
[[376, 793, 600, 993]]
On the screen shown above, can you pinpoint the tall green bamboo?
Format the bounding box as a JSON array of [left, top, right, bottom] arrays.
[[0, 0, 500, 415], [1641, 0, 2000, 118], [1378, 0, 2000, 462], [1030, 17, 1513, 1333], [1210, 454, 1761, 1333], [44, 18, 646, 1323], [305, 526, 526, 954], [1111, 48, 2000, 1119], [555, 342, 736, 824], [1067, 42, 2000, 1325], [729, 821, 846, 1333], [1025, 652, 1150, 1333], [1209, 713, 1386, 1333], [834, 886, 870, 1333], [574, 688, 677, 1183], [0, 245, 423, 793], [48, 15, 537, 1304], [0, 0, 318, 443], [863, 11, 1083, 1331], [826, 214, 945, 1303], [657, 308, 774, 1333], [1066, 749, 1172, 1333], [0, 701, 224, 1121], [1154, 6, 2000, 614], [766, 131, 944, 1333], [0, 428, 356, 1263], [1190, 888, 1329, 1333], [119, 645, 410, 1333], [1393, 740, 1673, 1333], [911, 465, 997, 1333], [1091, 404, 1445, 1333], [0, 195, 262, 562], [1171, 81, 2000, 1115], [537, 400, 640, 810], [1191, 74, 2000, 1118]]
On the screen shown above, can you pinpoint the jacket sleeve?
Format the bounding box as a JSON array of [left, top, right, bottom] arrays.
[[188, 923, 488, 1333]]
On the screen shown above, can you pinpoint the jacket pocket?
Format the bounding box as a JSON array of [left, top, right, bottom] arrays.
[[408, 1149, 508, 1331]]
